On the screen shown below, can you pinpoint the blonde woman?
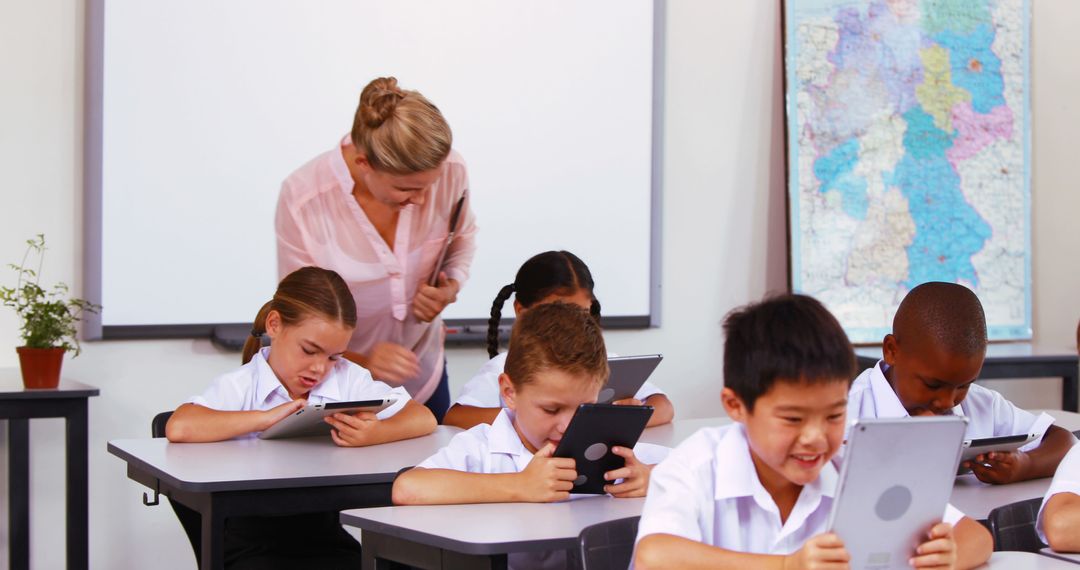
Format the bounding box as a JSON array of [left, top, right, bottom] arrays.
[[276, 77, 477, 422]]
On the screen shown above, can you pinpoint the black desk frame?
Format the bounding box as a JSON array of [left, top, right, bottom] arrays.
[[361, 530, 509, 570], [122, 463, 395, 570], [856, 353, 1080, 412], [0, 388, 96, 570]]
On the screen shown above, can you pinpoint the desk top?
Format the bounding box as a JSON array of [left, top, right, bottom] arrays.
[[982, 551, 1079, 568], [1041, 549, 1080, 565], [107, 425, 460, 492], [0, 370, 99, 399], [856, 344, 1079, 363], [340, 496, 644, 555]]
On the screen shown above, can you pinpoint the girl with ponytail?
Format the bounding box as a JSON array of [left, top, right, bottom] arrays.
[[276, 76, 476, 424], [442, 251, 675, 430], [165, 267, 437, 568]]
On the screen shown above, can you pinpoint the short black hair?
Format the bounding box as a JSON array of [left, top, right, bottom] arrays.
[[723, 294, 855, 411], [893, 282, 987, 356]]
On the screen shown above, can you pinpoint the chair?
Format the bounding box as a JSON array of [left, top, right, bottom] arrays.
[[987, 497, 1046, 552], [578, 516, 640, 570], [150, 411, 203, 563]]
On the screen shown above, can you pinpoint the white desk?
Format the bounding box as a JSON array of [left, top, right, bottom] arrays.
[[982, 551, 1079, 568], [108, 426, 460, 570], [1041, 549, 1080, 565], [340, 496, 643, 569]]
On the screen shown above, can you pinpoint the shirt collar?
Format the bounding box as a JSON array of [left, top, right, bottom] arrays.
[[489, 409, 534, 470], [252, 346, 343, 403], [330, 135, 356, 197], [871, 360, 965, 418], [712, 423, 839, 505]]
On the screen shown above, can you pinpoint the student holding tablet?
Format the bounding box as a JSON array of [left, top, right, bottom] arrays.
[[847, 282, 1076, 484], [634, 294, 992, 570], [393, 303, 665, 569], [276, 76, 477, 423], [443, 250, 674, 429], [1037, 443, 1080, 552], [166, 267, 437, 568]]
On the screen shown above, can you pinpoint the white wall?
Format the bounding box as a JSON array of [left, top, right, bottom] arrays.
[[0, 1, 1077, 568]]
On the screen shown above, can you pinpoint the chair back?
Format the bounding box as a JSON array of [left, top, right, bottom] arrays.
[[987, 497, 1046, 552], [578, 516, 640, 570], [149, 410, 202, 562], [151, 411, 173, 438]]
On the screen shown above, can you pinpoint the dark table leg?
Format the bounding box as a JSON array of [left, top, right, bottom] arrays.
[[199, 499, 226, 570], [1063, 368, 1078, 413], [362, 530, 508, 570], [9, 418, 30, 570], [65, 399, 90, 570]]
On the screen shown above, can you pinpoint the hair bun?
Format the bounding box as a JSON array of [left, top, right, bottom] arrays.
[[359, 77, 405, 128]]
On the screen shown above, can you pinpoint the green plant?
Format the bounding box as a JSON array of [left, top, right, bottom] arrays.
[[0, 234, 100, 354]]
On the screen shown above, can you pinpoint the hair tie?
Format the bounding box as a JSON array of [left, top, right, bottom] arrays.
[[251, 329, 263, 338]]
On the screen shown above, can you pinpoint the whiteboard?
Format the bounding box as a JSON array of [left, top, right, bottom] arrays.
[[84, 0, 662, 338]]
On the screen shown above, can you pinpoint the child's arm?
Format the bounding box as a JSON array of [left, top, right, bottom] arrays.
[[909, 517, 992, 569], [325, 399, 436, 447], [610, 394, 674, 427], [1043, 492, 1080, 552], [969, 425, 1077, 484], [442, 404, 501, 429], [392, 443, 576, 505], [165, 400, 305, 442], [634, 532, 849, 570]]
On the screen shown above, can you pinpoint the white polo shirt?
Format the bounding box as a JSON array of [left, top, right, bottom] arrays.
[[417, 408, 668, 570], [1036, 443, 1080, 544], [635, 423, 963, 555], [189, 346, 411, 437], [453, 352, 665, 408], [847, 361, 1055, 449]]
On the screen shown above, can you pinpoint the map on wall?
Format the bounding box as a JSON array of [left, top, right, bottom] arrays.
[[785, 0, 1032, 343]]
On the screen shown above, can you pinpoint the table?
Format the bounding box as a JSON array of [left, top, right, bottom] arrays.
[[0, 373, 98, 570], [982, 551, 1079, 568], [108, 425, 460, 570], [1041, 549, 1080, 565], [340, 495, 644, 569], [856, 345, 1080, 412]]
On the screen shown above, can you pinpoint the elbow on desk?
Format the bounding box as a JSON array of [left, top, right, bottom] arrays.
[[164, 415, 194, 443], [391, 469, 424, 505], [1044, 513, 1080, 553], [632, 536, 665, 570]]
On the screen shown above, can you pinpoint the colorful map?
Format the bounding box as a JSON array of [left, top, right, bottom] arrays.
[[786, 0, 1031, 342]]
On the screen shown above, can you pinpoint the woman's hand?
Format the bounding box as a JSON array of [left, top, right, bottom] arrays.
[[413, 272, 459, 322], [365, 342, 421, 384]]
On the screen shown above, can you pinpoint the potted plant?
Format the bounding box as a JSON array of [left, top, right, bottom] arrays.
[[0, 235, 99, 389]]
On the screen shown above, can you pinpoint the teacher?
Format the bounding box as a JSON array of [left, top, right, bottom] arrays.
[[275, 77, 477, 422]]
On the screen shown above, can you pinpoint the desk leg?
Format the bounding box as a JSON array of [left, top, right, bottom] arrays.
[[65, 400, 89, 570], [9, 418, 29, 570], [199, 501, 226, 570], [1063, 370, 1078, 413]]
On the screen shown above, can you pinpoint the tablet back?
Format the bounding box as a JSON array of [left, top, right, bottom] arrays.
[[553, 404, 653, 494], [829, 416, 967, 569], [257, 398, 395, 440], [600, 354, 663, 404]]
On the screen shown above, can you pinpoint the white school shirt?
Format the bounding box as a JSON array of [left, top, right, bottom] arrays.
[[417, 409, 669, 570], [847, 361, 1055, 449], [1036, 443, 1080, 544], [452, 352, 665, 408], [189, 346, 411, 438], [635, 423, 963, 556]]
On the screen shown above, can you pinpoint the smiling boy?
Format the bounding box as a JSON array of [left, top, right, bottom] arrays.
[[848, 282, 1075, 484]]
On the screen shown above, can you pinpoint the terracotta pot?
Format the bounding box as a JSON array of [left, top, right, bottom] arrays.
[[16, 346, 66, 389]]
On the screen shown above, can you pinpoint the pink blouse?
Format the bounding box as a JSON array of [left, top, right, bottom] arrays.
[[275, 138, 477, 403]]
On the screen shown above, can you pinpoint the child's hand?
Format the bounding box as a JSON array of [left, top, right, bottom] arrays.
[[603, 446, 652, 498], [413, 272, 459, 322], [783, 532, 850, 570], [612, 397, 643, 406], [260, 399, 306, 431], [909, 522, 956, 569], [965, 450, 1030, 484], [517, 443, 577, 502], [326, 410, 380, 447]]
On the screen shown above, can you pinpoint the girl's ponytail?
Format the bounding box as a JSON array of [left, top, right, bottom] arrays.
[[487, 283, 515, 358], [242, 301, 274, 364]]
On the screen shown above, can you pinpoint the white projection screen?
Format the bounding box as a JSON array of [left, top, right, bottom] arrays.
[[84, 0, 663, 340]]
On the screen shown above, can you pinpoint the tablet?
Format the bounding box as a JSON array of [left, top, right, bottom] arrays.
[[829, 416, 968, 569], [599, 354, 663, 404], [956, 433, 1039, 475], [552, 403, 653, 494], [257, 398, 397, 440]]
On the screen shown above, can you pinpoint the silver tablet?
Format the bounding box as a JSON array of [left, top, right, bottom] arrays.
[[956, 433, 1039, 475], [598, 354, 663, 404], [830, 416, 968, 569], [257, 397, 397, 440]]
